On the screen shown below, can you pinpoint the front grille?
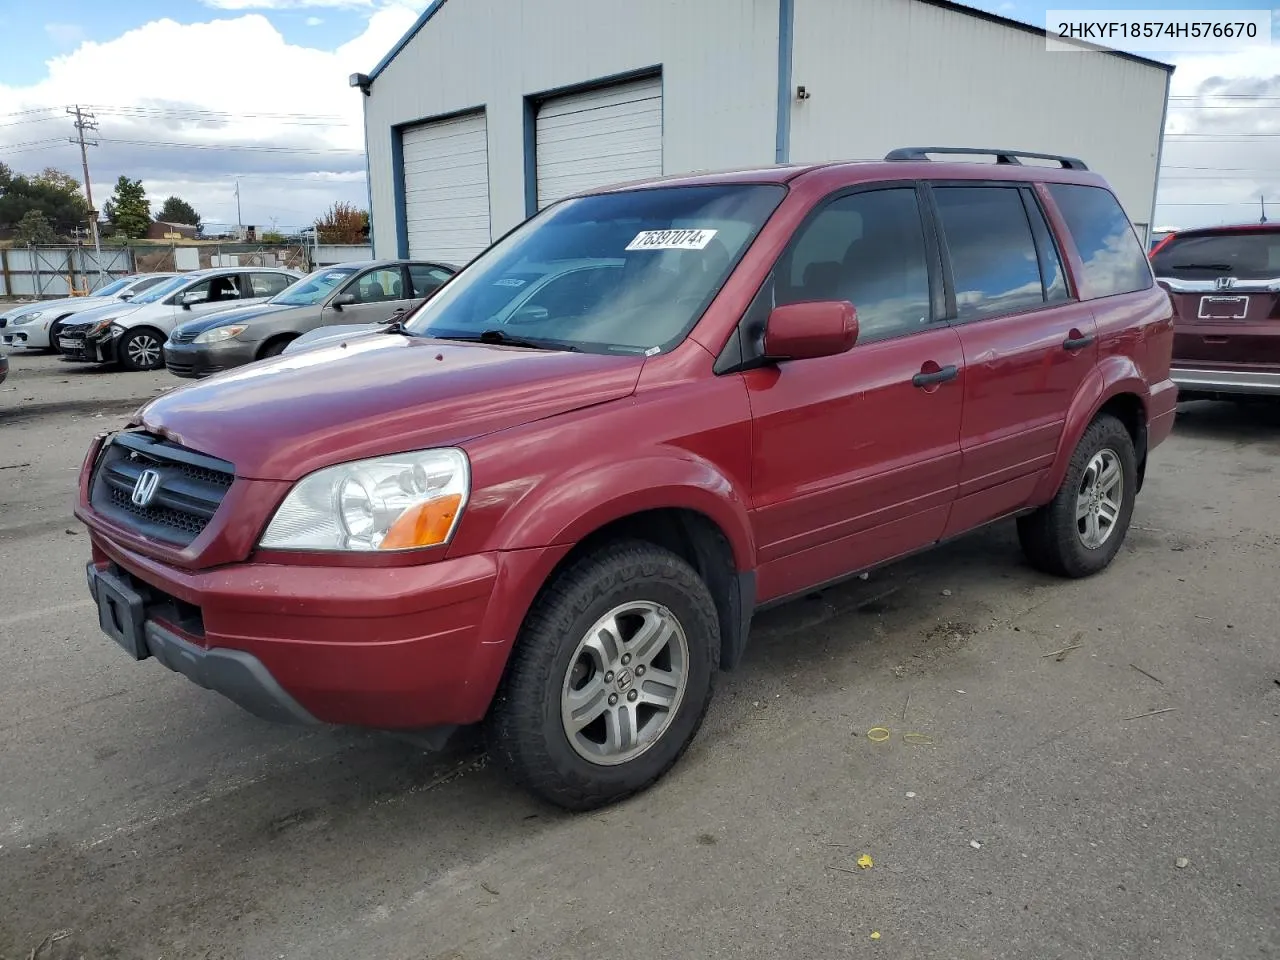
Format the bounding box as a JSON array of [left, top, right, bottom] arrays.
[[90, 431, 235, 547], [171, 329, 199, 344]]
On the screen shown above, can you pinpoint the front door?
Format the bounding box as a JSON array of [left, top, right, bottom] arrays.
[[322, 265, 415, 326], [166, 274, 247, 333], [745, 186, 965, 603], [928, 183, 1099, 536]]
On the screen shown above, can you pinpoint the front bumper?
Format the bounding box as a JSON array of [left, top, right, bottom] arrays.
[[1171, 365, 1280, 398], [59, 329, 119, 364], [83, 531, 563, 729], [164, 338, 259, 378], [2, 320, 51, 350]]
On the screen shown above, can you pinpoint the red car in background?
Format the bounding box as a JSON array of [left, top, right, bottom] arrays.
[[1152, 223, 1280, 401]]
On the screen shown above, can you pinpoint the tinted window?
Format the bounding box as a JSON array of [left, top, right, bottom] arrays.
[[1022, 193, 1069, 304], [1150, 229, 1280, 282], [935, 187, 1044, 321], [250, 272, 292, 297], [129, 275, 168, 294], [409, 264, 453, 298], [777, 188, 932, 343], [1047, 183, 1151, 298]]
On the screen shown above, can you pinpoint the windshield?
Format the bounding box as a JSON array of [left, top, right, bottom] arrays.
[[94, 277, 132, 297], [272, 267, 358, 306], [132, 275, 191, 304], [403, 184, 786, 354], [1152, 230, 1280, 281]]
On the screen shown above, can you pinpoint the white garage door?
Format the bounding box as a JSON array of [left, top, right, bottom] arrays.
[[401, 111, 491, 264], [535, 76, 663, 210]]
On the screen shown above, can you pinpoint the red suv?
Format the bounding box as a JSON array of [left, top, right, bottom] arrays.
[[1151, 223, 1280, 401], [77, 148, 1175, 810]]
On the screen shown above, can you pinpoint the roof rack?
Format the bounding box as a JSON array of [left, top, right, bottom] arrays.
[[884, 147, 1089, 171]]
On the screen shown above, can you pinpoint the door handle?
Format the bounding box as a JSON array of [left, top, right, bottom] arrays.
[[912, 364, 959, 388], [1063, 333, 1095, 351]]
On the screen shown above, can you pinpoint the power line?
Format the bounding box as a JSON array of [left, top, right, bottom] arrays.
[[94, 136, 363, 154], [81, 103, 346, 121], [68, 105, 105, 281]]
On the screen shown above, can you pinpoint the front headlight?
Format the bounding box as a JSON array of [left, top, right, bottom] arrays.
[[259, 448, 470, 552], [194, 324, 248, 344], [12, 311, 45, 325], [87, 317, 122, 337]]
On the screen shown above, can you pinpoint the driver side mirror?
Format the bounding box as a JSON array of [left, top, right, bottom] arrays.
[[119, 292, 135, 301], [763, 301, 858, 361], [331, 292, 357, 310], [509, 304, 550, 325]]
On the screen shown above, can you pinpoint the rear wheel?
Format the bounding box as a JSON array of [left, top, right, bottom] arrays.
[[1017, 413, 1137, 578], [486, 541, 719, 811], [118, 328, 165, 372]]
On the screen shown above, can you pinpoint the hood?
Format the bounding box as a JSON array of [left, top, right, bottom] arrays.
[[136, 334, 645, 481], [61, 302, 142, 330], [6, 295, 112, 318], [289, 322, 380, 350], [172, 301, 307, 337]]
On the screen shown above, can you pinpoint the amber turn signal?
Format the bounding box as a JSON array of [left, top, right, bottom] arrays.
[[378, 493, 463, 550]]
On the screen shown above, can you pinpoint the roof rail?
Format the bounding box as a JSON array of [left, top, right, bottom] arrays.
[[884, 147, 1089, 171]]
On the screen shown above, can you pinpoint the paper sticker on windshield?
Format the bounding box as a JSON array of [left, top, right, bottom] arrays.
[[625, 228, 718, 252], [493, 277, 526, 287]]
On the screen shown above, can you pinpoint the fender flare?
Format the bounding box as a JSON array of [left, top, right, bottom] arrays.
[[1031, 356, 1149, 504], [490, 451, 757, 572]]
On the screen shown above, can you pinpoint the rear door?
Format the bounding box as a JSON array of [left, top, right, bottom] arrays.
[[1151, 227, 1280, 371], [928, 182, 1097, 535], [745, 184, 965, 602]]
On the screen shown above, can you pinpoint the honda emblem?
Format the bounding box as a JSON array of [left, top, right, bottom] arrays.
[[131, 468, 161, 507], [1214, 276, 1236, 291]]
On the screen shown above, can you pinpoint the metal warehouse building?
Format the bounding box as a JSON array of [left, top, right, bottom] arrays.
[[356, 0, 1171, 264]]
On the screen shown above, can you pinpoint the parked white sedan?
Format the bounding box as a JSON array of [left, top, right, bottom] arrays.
[[1, 273, 178, 352]]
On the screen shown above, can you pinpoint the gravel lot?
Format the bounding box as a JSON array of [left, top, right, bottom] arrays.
[[2, 350, 1277, 960]]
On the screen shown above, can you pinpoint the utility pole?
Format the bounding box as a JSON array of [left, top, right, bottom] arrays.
[[234, 178, 243, 234], [1261, 196, 1268, 225], [67, 105, 105, 284]]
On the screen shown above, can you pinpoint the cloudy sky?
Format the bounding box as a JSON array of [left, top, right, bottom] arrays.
[[0, 0, 1276, 233]]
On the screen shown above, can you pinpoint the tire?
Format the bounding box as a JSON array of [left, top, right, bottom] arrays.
[[486, 540, 720, 811], [1017, 413, 1137, 578], [258, 337, 293, 359], [48, 317, 69, 353], [117, 328, 165, 372]]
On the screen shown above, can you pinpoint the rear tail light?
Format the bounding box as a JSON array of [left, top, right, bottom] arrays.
[[1149, 232, 1177, 261]]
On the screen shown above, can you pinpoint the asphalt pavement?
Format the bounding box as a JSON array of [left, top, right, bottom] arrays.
[[1, 351, 1277, 960]]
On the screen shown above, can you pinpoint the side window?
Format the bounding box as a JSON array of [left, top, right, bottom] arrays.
[[131, 276, 165, 294], [176, 279, 212, 304], [934, 186, 1045, 321], [348, 267, 404, 304], [409, 264, 453, 298], [207, 275, 242, 301], [1023, 191, 1070, 304], [250, 272, 292, 297], [777, 188, 932, 343], [1046, 183, 1153, 299]]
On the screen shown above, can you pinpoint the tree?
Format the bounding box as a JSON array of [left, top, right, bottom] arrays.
[[0, 163, 90, 237], [157, 195, 201, 229], [14, 210, 56, 245], [314, 201, 369, 244], [106, 176, 150, 239], [260, 230, 286, 244]]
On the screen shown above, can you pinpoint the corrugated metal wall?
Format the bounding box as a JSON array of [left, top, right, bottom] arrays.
[[787, 0, 1168, 228], [364, 0, 782, 257]]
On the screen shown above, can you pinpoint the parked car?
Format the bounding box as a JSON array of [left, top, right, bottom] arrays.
[[0, 351, 8, 385], [58, 267, 303, 371], [284, 258, 607, 355], [76, 147, 1175, 810], [1, 273, 179, 353], [163, 259, 456, 378], [1151, 223, 1280, 402]]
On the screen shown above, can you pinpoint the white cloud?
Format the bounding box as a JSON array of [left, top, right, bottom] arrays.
[[202, 0, 373, 9], [44, 23, 86, 47], [306, 16, 325, 26], [1155, 47, 1280, 229], [0, 5, 426, 229]]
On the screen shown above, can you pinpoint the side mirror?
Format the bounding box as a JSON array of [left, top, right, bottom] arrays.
[[763, 301, 858, 361], [509, 304, 550, 325], [119, 292, 135, 301], [331, 293, 357, 310]]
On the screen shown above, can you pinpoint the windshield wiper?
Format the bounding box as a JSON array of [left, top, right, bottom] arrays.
[[1170, 263, 1234, 271], [436, 329, 579, 352]]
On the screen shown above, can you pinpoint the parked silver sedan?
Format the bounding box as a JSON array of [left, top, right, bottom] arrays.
[[1, 273, 178, 352], [163, 259, 456, 378]]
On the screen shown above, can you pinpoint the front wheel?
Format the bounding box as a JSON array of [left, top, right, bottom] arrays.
[[486, 541, 720, 811], [1017, 413, 1137, 578], [118, 328, 165, 371]]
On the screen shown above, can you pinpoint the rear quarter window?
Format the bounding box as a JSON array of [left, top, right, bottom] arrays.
[[1046, 183, 1152, 299]]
